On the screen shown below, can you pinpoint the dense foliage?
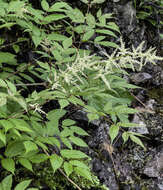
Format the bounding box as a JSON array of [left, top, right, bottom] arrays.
[[0, 0, 162, 189]]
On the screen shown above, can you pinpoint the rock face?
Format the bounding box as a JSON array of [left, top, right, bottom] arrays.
[[144, 148, 163, 178]]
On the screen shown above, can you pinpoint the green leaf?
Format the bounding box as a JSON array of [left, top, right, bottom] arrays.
[[109, 125, 119, 143], [61, 149, 88, 159], [59, 99, 69, 109], [87, 113, 99, 121], [41, 0, 49, 11], [29, 154, 48, 163], [86, 13, 95, 28], [14, 180, 32, 190], [37, 61, 50, 70], [47, 33, 67, 41], [69, 136, 88, 147], [0, 130, 6, 145], [67, 8, 85, 23], [96, 29, 117, 38], [70, 126, 89, 136], [97, 9, 102, 18], [62, 119, 76, 127], [63, 162, 73, 177], [130, 135, 146, 150], [44, 14, 66, 23], [0, 175, 12, 190], [94, 36, 106, 42], [0, 79, 7, 88], [9, 119, 33, 133], [24, 141, 38, 153], [6, 80, 17, 94], [50, 154, 63, 173], [80, 0, 89, 4], [122, 132, 129, 144], [63, 37, 72, 49], [18, 158, 33, 172], [91, 0, 106, 5], [0, 22, 16, 30], [68, 96, 85, 106], [47, 109, 66, 121], [74, 167, 92, 181], [82, 29, 94, 42], [1, 158, 15, 174], [61, 137, 72, 149], [48, 2, 71, 12], [5, 141, 25, 157], [69, 160, 90, 170], [60, 128, 73, 137]]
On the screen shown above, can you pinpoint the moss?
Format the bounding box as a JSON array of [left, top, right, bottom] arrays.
[[11, 161, 106, 190]]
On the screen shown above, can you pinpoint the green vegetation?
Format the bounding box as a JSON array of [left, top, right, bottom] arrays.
[[0, 0, 162, 189]]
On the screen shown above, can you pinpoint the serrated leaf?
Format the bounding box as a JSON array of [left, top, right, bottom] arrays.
[[109, 125, 119, 143], [96, 29, 117, 38], [86, 13, 95, 28], [82, 29, 94, 42], [61, 137, 72, 149], [63, 162, 73, 177], [0, 79, 7, 87], [96, 41, 118, 48], [48, 2, 71, 12], [0, 52, 16, 64], [29, 154, 48, 163], [1, 158, 15, 174], [70, 126, 89, 136], [122, 132, 129, 144], [41, 0, 49, 11], [44, 14, 66, 23], [60, 128, 73, 137], [23, 141, 38, 153], [37, 61, 50, 70], [62, 119, 76, 127], [59, 99, 69, 109], [130, 135, 146, 150], [97, 9, 102, 18], [67, 8, 85, 23], [80, 0, 89, 4], [87, 113, 99, 121], [9, 119, 32, 133], [94, 36, 106, 42], [0, 130, 6, 145], [14, 179, 32, 190], [6, 80, 17, 94], [74, 167, 92, 181], [91, 0, 106, 5], [68, 96, 85, 106], [69, 160, 90, 170], [47, 109, 66, 121], [62, 37, 72, 49], [50, 154, 63, 173], [61, 149, 88, 159], [1, 174, 12, 190], [5, 141, 25, 158], [69, 136, 88, 147], [18, 158, 33, 172]]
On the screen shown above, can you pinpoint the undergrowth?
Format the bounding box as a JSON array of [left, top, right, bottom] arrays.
[[0, 0, 162, 189]]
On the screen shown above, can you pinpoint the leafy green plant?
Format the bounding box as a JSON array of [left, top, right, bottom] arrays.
[[0, 0, 162, 189], [0, 175, 35, 190]]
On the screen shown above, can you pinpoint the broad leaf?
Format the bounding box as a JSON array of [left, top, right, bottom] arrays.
[[50, 154, 63, 173], [1, 158, 15, 174]]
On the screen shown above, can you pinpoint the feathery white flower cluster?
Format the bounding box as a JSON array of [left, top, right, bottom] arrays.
[[51, 39, 163, 91]]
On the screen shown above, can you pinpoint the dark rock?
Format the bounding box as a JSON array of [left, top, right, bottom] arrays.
[[144, 148, 163, 178], [130, 72, 152, 84]]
